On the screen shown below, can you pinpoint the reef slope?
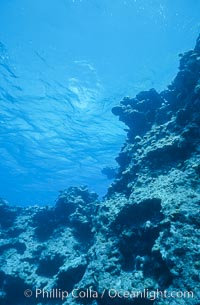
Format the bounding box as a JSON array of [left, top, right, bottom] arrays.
[[0, 35, 200, 305]]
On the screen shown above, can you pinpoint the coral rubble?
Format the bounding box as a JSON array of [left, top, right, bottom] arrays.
[[1, 35, 200, 305]]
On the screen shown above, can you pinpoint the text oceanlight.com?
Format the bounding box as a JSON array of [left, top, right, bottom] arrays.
[[24, 288, 194, 301]]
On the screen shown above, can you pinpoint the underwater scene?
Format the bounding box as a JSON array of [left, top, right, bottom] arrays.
[[0, 0, 200, 304]]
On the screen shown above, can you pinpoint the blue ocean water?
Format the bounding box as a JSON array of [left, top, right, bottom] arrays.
[[0, 0, 200, 206]]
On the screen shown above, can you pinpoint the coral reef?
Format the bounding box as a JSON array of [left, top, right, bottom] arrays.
[[1, 35, 200, 305]]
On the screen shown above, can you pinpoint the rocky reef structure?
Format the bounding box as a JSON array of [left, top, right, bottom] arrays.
[[1, 35, 200, 305]]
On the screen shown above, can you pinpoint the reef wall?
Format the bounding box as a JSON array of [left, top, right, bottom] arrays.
[[0, 35, 200, 305]]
